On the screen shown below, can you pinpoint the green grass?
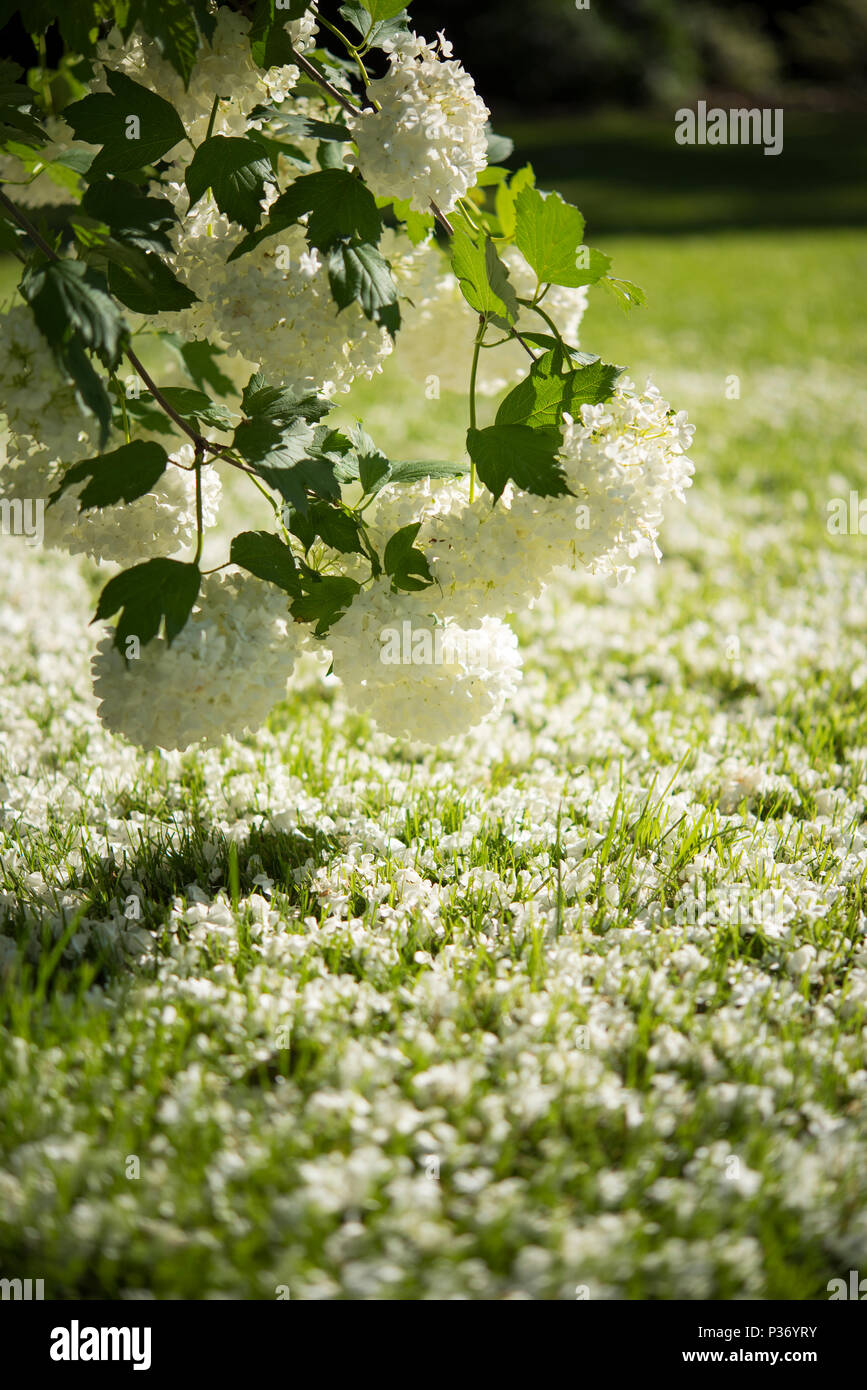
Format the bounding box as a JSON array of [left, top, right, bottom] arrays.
[[2, 122, 867, 1299]]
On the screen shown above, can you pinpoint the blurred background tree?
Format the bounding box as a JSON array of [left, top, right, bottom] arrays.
[[411, 0, 867, 111]]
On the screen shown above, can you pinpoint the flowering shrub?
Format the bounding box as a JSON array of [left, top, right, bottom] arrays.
[[0, 0, 694, 750]]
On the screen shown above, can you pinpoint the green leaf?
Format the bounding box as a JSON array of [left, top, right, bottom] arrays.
[[601, 276, 647, 311], [249, 0, 310, 69], [383, 522, 433, 592], [239, 437, 342, 513], [496, 353, 622, 429], [246, 127, 312, 173], [451, 228, 518, 324], [106, 248, 198, 314], [240, 372, 332, 429], [64, 70, 187, 178], [317, 138, 347, 170], [50, 439, 168, 511], [189, 0, 217, 43], [146, 386, 234, 431], [466, 423, 570, 503], [126, 0, 201, 88], [514, 185, 595, 289], [185, 136, 273, 232], [0, 61, 45, 147], [303, 425, 359, 485], [230, 530, 300, 595], [332, 423, 468, 496], [363, 457, 469, 498], [326, 422, 385, 491], [327, 239, 400, 334], [513, 332, 595, 362], [385, 459, 469, 488], [282, 167, 381, 251], [19, 4, 102, 59], [359, 453, 391, 495], [253, 108, 352, 143], [290, 574, 360, 636], [170, 336, 235, 396], [0, 216, 24, 257], [286, 501, 364, 556], [379, 195, 433, 246], [228, 169, 381, 260], [72, 213, 191, 316], [338, 3, 410, 48], [233, 374, 336, 512], [81, 180, 177, 256], [22, 259, 127, 370], [571, 246, 612, 288], [364, 0, 408, 22], [114, 385, 178, 438], [474, 167, 510, 187], [63, 339, 114, 445], [52, 148, 95, 176], [495, 164, 535, 240], [94, 557, 200, 655], [338, 2, 373, 36]]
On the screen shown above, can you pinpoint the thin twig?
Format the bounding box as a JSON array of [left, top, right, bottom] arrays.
[[429, 199, 455, 237], [511, 328, 539, 361], [193, 442, 204, 565], [123, 347, 199, 443], [289, 45, 364, 117]]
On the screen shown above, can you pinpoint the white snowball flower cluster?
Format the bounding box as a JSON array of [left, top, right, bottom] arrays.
[[350, 31, 489, 214], [0, 303, 94, 467], [0, 306, 221, 563], [6, 444, 221, 565], [559, 382, 696, 578], [95, 8, 310, 150], [369, 378, 695, 622], [317, 378, 692, 744], [385, 240, 589, 396], [155, 204, 396, 397], [325, 579, 522, 743], [98, 9, 406, 397], [286, 5, 320, 54], [91, 571, 305, 750]]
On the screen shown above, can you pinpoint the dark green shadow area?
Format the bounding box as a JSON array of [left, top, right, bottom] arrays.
[[498, 110, 867, 234]]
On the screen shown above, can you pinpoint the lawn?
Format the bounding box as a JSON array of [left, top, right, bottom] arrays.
[[1, 125, 866, 1299]]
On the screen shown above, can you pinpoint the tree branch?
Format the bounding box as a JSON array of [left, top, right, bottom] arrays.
[[510, 327, 539, 361], [289, 45, 364, 117], [429, 199, 455, 237]]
